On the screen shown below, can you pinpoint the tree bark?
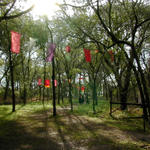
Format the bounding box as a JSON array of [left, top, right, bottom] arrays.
[[21, 55, 26, 105], [3, 76, 9, 101], [134, 52, 150, 118], [132, 65, 148, 120], [92, 79, 96, 113], [68, 81, 73, 111], [52, 58, 56, 116], [57, 74, 61, 105], [9, 45, 16, 112], [43, 60, 46, 104]]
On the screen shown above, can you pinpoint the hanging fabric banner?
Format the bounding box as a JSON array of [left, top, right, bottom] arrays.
[[84, 49, 91, 62], [81, 86, 85, 91], [79, 77, 84, 80], [66, 46, 71, 52], [108, 50, 114, 62], [46, 43, 56, 62], [95, 50, 99, 53], [54, 80, 57, 87], [38, 79, 42, 86], [11, 31, 21, 54], [45, 80, 50, 88]]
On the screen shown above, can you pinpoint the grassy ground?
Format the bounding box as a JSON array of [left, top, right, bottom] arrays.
[[0, 100, 150, 150]]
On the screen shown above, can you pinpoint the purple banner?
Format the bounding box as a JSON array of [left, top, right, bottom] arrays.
[[46, 43, 56, 62]]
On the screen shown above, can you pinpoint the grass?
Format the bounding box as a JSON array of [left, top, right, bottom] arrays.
[[0, 99, 150, 150], [73, 100, 110, 117]]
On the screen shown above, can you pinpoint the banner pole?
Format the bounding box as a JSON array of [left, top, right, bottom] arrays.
[[9, 43, 16, 112], [52, 57, 56, 116]]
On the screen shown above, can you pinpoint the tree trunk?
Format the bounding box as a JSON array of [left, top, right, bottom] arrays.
[[3, 76, 9, 101], [9, 46, 16, 112], [120, 61, 132, 110], [43, 61, 46, 104], [120, 89, 128, 110], [123, 46, 148, 118], [133, 49, 150, 118], [52, 58, 56, 116], [69, 82, 73, 111], [39, 86, 41, 100], [21, 55, 27, 105], [92, 80, 96, 114], [132, 65, 148, 120], [23, 86, 27, 105], [57, 74, 61, 105], [60, 79, 64, 104], [86, 86, 89, 104], [95, 83, 98, 105], [104, 77, 108, 100], [133, 86, 138, 103], [137, 66, 150, 118], [117, 87, 119, 101], [47, 88, 49, 101]]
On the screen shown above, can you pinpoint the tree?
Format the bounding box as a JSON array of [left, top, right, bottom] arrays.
[[0, 0, 33, 23], [59, 0, 150, 117]]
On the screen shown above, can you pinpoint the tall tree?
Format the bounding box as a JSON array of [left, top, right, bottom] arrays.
[[59, 0, 150, 115]]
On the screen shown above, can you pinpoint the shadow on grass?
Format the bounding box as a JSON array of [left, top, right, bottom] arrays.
[[0, 104, 25, 121], [54, 117, 73, 150], [0, 118, 61, 150], [1, 103, 149, 150], [67, 114, 143, 150], [29, 104, 73, 150], [31, 107, 145, 150], [0, 104, 61, 150]]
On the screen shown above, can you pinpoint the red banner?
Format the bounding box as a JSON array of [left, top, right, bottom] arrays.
[[79, 77, 84, 80], [38, 79, 42, 86], [81, 86, 85, 91], [11, 31, 21, 54], [108, 50, 114, 62], [66, 46, 71, 52], [45, 80, 50, 88], [84, 49, 91, 62], [54, 80, 57, 87]]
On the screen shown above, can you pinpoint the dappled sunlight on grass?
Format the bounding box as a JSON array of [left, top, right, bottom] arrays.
[[0, 100, 150, 150]]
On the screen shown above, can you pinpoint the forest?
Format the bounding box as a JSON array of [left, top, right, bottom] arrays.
[[0, 0, 150, 150]]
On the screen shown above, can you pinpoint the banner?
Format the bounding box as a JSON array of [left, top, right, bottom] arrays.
[[109, 50, 114, 62], [66, 46, 71, 52], [81, 86, 85, 91], [54, 80, 57, 87], [46, 43, 56, 62], [45, 80, 50, 88], [38, 79, 42, 86], [95, 50, 99, 53], [11, 31, 21, 54], [84, 49, 91, 62], [79, 77, 84, 80]]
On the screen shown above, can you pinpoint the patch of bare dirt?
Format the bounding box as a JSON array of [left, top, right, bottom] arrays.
[[17, 107, 150, 150]]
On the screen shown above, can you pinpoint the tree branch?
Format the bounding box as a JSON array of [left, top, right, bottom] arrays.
[[0, 5, 34, 22]]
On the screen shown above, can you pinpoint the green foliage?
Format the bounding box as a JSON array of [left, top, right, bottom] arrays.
[[1, 0, 150, 122], [73, 100, 110, 117]]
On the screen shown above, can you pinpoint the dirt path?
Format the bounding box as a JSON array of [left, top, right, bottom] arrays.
[[19, 107, 150, 150], [0, 106, 150, 150]]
